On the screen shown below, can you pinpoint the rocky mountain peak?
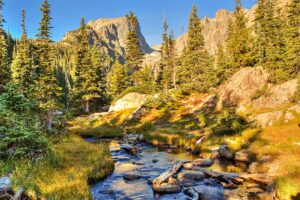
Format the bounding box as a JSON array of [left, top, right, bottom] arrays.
[[61, 16, 153, 58]]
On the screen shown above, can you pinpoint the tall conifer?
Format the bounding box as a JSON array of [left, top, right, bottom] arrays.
[[34, 0, 61, 130], [11, 10, 33, 92]]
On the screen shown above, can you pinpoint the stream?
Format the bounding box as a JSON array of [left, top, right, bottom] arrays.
[[90, 139, 248, 200]]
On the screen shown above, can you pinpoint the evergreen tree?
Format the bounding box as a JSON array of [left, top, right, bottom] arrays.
[[11, 10, 33, 92], [33, 0, 61, 131], [225, 0, 254, 78], [90, 44, 107, 103], [107, 51, 131, 98], [125, 11, 143, 85], [254, 0, 287, 83], [159, 18, 176, 91], [0, 0, 10, 92], [285, 0, 300, 77], [73, 18, 104, 113], [216, 44, 230, 84], [179, 5, 214, 92]]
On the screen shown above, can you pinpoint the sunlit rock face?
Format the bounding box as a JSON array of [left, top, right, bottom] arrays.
[[109, 93, 148, 112], [61, 17, 153, 59], [216, 66, 269, 109]]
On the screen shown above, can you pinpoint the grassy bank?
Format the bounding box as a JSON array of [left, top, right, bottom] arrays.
[[68, 109, 135, 138], [12, 135, 114, 200]]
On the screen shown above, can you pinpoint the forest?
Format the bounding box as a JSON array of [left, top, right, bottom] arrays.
[[0, 0, 299, 199]]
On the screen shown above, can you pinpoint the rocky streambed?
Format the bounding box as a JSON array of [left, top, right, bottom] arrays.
[[91, 134, 277, 200]]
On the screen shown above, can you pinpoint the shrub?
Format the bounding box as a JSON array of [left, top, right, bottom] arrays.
[[0, 83, 49, 161]]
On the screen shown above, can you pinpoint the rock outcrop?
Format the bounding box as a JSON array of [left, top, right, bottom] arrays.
[[216, 66, 269, 110], [62, 17, 153, 58], [252, 79, 298, 110], [213, 66, 298, 127], [109, 93, 148, 112]]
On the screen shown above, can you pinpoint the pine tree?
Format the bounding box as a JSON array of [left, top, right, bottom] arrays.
[[159, 18, 176, 91], [225, 0, 254, 78], [73, 17, 104, 113], [0, 0, 10, 92], [216, 44, 230, 84], [90, 44, 107, 103], [11, 10, 33, 92], [125, 11, 143, 85], [254, 0, 287, 83], [180, 5, 213, 92], [107, 51, 131, 98], [33, 0, 61, 131], [285, 0, 300, 77]]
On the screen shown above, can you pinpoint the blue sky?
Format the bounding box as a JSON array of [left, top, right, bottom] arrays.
[[3, 0, 256, 46]]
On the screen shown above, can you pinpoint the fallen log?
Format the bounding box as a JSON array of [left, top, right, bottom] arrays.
[[152, 183, 181, 194], [152, 161, 184, 185]]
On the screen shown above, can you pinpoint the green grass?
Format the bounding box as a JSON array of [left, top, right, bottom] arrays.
[[11, 135, 114, 200]]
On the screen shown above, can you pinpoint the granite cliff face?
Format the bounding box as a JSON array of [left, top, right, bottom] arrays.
[[158, 0, 290, 57], [61, 17, 153, 58]]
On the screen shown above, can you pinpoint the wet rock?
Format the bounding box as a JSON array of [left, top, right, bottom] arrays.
[[152, 183, 181, 194], [234, 152, 252, 164], [183, 163, 194, 170], [123, 174, 141, 181], [194, 184, 224, 200], [219, 145, 234, 160], [192, 158, 214, 167], [152, 159, 159, 163], [183, 188, 199, 200], [138, 134, 145, 142], [177, 172, 205, 181], [177, 178, 198, 187], [120, 144, 138, 155]]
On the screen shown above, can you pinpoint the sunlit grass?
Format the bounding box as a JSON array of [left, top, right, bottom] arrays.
[[69, 109, 135, 138], [12, 135, 114, 200]]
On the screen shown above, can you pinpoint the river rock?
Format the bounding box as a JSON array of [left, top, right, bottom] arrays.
[[123, 174, 141, 181], [152, 183, 181, 194], [194, 185, 224, 200], [120, 144, 138, 155], [177, 178, 198, 187], [219, 145, 234, 159], [183, 188, 199, 200], [234, 152, 252, 163], [192, 158, 214, 167], [183, 163, 194, 170], [177, 172, 205, 181], [138, 134, 145, 142]]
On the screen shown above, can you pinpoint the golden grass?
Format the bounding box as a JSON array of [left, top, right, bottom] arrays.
[[13, 135, 114, 200], [69, 109, 135, 138], [247, 123, 300, 200]]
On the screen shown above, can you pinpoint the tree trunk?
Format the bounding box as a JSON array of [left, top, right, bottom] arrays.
[[47, 112, 53, 131], [84, 100, 90, 113]]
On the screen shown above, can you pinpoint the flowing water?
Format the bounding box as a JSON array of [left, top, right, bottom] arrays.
[[91, 140, 247, 200]]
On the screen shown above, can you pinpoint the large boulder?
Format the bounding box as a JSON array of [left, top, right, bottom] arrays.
[[216, 66, 269, 110], [109, 93, 148, 112], [252, 79, 298, 110]]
